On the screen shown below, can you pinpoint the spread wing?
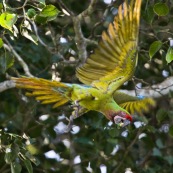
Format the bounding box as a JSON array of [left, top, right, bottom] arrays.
[[76, 0, 142, 94], [113, 91, 156, 115], [12, 77, 70, 108]]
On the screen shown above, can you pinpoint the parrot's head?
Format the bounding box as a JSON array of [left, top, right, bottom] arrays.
[[111, 111, 132, 128]]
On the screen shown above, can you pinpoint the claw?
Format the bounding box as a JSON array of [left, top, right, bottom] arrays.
[[64, 100, 85, 132], [64, 115, 74, 133], [72, 100, 82, 118]]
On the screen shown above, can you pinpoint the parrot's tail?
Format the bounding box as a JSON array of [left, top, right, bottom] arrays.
[[12, 77, 70, 108]]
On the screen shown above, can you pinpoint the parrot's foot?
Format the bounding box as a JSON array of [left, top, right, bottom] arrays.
[[64, 115, 74, 133], [64, 102, 87, 133], [71, 100, 82, 118]]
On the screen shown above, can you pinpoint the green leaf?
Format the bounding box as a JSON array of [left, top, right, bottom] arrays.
[[0, 13, 17, 32], [74, 137, 94, 146], [149, 41, 162, 59], [21, 29, 38, 44], [26, 144, 39, 155], [0, 38, 3, 48], [168, 111, 173, 120], [40, 5, 59, 20], [0, 3, 3, 11], [36, 5, 59, 24], [156, 109, 167, 123], [143, 6, 155, 24], [23, 159, 33, 173], [6, 54, 14, 69], [4, 149, 13, 164], [11, 162, 22, 173], [166, 47, 173, 63], [156, 139, 164, 149], [0, 52, 14, 74], [108, 129, 120, 137], [152, 147, 162, 157], [27, 9, 36, 18], [146, 125, 156, 133], [154, 3, 169, 16], [37, 0, 45, 5], [164, 155, 173, 165], [4, 144, 20, 164], [107, 138, 118, 144], [25, 152, 40, 166], [169, 125, 173, 137], [35, 15, 47, 24]]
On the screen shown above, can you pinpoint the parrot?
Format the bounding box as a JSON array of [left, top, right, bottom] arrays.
[[12, 0, 155, 129]]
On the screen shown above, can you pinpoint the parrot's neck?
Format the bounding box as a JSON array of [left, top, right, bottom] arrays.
[[101, 99, 129, 121]]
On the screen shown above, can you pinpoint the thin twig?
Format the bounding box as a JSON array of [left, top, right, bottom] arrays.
[[77, 0, 97, 20], [30, 21, 53, 50], [85, 38, 98, 46], [3, 37, 34, 77], [138, 150, 152, 168], [57, 0, 74, 16], [12, 0, 28, 9], [113, 128, 142, 173], [31, 20, 73, 63]]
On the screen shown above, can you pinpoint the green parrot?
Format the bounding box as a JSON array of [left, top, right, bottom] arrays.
[[12, 0, 155, 128]]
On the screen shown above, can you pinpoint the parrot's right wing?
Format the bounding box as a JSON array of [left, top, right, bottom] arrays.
[[76, 0, 142, 94], [12, 77, 70, 108]]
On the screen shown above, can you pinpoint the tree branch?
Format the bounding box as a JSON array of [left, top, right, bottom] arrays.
[[72, 17, 87, 64], [120, 76, 173, 98], [77, 0, 97, 20], [0, 80, 15, 93], [72, 0, 97, 64], [57, 0, 74, 16]]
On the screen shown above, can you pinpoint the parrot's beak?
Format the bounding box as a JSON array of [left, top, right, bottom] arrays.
[[113, 115, 131, 128], [119, 119, 131, 127]]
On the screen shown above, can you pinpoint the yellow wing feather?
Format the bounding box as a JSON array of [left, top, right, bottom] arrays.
[[12, 77, 70, 108], [113, 91, 156, 115], [76, 0, 142, 94]]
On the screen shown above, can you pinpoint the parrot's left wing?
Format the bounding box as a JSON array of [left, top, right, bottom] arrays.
[[76, 0, 142, 94], [113, 91, 156, 115]]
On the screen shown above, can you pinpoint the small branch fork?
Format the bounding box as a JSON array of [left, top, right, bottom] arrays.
[[72, 0, 97, 64], [58, 0, 97, 64]]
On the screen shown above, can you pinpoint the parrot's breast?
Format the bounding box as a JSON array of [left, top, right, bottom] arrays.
[[68, 84, 113, 112]]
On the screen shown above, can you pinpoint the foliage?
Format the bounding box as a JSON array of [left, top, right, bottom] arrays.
[[0, 0, 173, 173]]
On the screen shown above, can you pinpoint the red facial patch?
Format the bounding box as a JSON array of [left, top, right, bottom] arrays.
[[125, 114, 132, 122]]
